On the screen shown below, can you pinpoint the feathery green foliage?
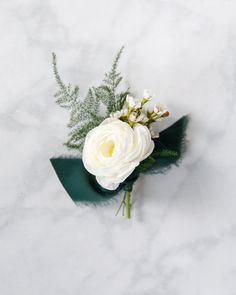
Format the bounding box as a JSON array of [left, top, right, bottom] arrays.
[[52, 47, 129, 153]]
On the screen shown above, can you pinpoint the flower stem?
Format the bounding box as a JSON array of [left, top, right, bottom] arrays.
[[115, 195, 125, 216], [125, 191, 131, 219]]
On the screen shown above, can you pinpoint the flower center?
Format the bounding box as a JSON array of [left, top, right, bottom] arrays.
[[100, 140, 115, 157]]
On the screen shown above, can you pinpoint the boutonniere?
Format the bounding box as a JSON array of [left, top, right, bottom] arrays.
[[50, 47, 189, 219]]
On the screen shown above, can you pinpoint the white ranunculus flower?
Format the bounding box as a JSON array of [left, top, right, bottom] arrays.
[[82, 118, 154, 190]]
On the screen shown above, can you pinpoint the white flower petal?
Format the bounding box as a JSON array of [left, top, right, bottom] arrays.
[[82, 118, 154, 190], [143, 89, 152, 99], [96, 176, 120, 190]]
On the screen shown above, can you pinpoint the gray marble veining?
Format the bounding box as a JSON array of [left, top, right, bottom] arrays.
[[0, 0, 236, 294]]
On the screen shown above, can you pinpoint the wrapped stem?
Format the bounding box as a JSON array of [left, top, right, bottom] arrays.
[[125, 191, 131, 219]]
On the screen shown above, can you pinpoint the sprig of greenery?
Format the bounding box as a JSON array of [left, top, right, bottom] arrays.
[[52, 48, 129, 153], [96, 46, 129, 113]]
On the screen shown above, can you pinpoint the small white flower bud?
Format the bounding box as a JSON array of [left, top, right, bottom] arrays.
[[110, 111, 122, 119], [153, 105, 159, 113], [152, 132, 160, 139], [143, 89, 152, 100], [136, 113, 149, 123], [129, 112, 137, 122], [126, 95, 142, 109], [126, 95, 136, 108], [134, 101, 142, 109], [154, 103, 164, 113], [122, 108, 128, 116], [156, 111, 164, 117], [149, 126, 159, 138]]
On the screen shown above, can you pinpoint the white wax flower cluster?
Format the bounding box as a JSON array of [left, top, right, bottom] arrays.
[[82, 90, 169, 190], [110, 90, 169, 137]]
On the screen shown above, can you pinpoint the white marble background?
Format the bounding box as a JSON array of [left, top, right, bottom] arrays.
[[1, 0, 236, 294]]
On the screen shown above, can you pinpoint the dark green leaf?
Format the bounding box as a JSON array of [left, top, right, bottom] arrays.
[[137, 115, 189, 174]]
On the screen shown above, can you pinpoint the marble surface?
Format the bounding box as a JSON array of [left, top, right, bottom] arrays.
[[1, 0, 236, 294]]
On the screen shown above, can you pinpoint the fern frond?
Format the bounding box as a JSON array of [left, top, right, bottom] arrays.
[[52, 48, 129, 154], [97, 46, 129, 114], [52, 52, 79, 108]]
